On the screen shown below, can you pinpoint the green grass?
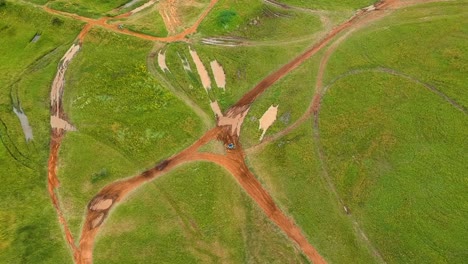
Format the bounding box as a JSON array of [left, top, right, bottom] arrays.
[[46, 0, 129, 18], [58, 28, 205, 236], [109, 5, 168, 37], [317, 2, 468, 262], [319, 72, 467, 263], [248, 122, 378, 263], [239, 51, 323, 148], [324, 1, 468, 109], [94, 162, 309, 263], [0, 2, 82, 263], [155, 41, 317, 118], [280, 0, 376, 10], [198, 0, 322, 41]]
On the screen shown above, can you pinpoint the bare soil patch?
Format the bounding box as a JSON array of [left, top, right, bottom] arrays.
[[259, 105, 278, 141], [210, 60, 226, 90], [157, 51, 169, 72], [189, 47, 211, 91]]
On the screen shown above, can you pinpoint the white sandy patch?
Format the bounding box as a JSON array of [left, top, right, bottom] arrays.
[[130, 0, 156, 14], [50, 116, 76, 131], [210, 101, 223, 117], [259, 105, 278, 141], [189, 47, 211, 91], [158, 51, 170, 72], [90, 198, 113, 211], [210, 60, 226, 90]]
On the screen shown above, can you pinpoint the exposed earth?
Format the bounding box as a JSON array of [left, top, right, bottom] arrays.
[[1, 0, 466, 263]]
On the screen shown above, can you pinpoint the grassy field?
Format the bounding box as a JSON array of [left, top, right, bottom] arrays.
[[318, 1, 468, 262], [239, 52, 323, 148], [108, 5, 168, 37], [154, 40, 319, 119], [94, 162, 309, 263], [2, 0, 466, 263], [197, 0, 322, 41], [324, 1, 468, 109], [248, 122, 378, 263], [0, 2, 82, 263], [46, 0, 128, 18], [280, 0, 376, 10], [57, 27, 206, 237]]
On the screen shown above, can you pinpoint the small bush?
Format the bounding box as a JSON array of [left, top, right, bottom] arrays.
[[217, 10, 237, 29], [51, 17, 63, 26], [91, 168, 109, 183]]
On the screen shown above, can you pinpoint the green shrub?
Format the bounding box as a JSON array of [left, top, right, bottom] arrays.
[[217, 10, 237, 29]]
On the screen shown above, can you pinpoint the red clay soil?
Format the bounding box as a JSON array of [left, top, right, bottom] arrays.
[[194, 151, 326, 263], [47, 1, 437, 264], [46, 2, 219, 262], [233, 0, 397, 108], [43, 0, 218, 43], [48, 130, 80, 260]]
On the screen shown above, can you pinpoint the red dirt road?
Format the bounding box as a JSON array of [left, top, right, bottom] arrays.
[[46, 0, 435, 263]]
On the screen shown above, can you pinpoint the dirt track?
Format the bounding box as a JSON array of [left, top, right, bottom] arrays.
[[43, 0, 218, 43], [43, 0, 440, 263]]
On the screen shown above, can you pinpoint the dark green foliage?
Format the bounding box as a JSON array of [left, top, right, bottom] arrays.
[[51, 17, 64, 26], [90, 168, 109, 183], [217, 10, 237, 29]]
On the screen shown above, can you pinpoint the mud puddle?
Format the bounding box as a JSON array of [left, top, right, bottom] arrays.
[[13, 106, 33, 141]]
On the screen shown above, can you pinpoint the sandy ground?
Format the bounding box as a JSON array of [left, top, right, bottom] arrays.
[[259, 105, 278, 141], [189, 47, 211, 91], [210, 60, 226, 90], [157, 51, 170, 72]]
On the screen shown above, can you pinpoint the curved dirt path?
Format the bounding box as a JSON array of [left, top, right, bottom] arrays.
[[47, 25, 91, 261]]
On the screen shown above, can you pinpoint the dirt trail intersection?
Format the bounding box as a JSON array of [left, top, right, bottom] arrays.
[[43, 0, 442, 263]]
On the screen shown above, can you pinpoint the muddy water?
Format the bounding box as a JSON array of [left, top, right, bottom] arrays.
[[189, 47, 211, 91], [158, 51, 170, 72], [13, 106, 33, 141], [210, 60, 226, 90], [259, 105, 278, 141]]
